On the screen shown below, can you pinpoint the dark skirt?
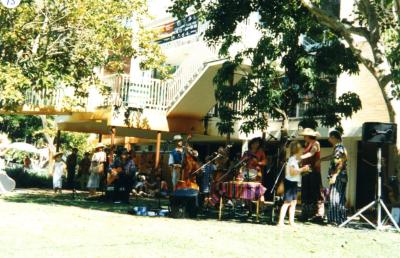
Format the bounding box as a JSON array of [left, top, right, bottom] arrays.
[[284, 179, 298, 202], [301, 171, 324, 219]]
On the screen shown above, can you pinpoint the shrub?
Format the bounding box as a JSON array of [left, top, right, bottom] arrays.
[[6, 168, 52, 189]]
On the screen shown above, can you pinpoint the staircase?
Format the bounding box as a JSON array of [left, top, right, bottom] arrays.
[[103, 45, 222, 118]]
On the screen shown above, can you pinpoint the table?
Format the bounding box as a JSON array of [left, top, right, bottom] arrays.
[[215, 181, 266, 221]]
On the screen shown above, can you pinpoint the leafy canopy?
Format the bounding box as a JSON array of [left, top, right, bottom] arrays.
[[0, 0, 166, 110], [169, 0, 367, 135]]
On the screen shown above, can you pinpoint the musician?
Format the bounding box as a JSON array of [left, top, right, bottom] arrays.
[[198, 155, 217, 208], [299, 128, 324, 222], [168, 135, 184, 190], [109, 149, 136, 203], [240, 137, 267, 182]]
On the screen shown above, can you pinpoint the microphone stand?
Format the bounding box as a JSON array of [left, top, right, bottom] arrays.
[[216, 158, 248, 183]]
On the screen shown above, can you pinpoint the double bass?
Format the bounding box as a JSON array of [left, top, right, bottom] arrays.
[[175, 135, 200, 190]]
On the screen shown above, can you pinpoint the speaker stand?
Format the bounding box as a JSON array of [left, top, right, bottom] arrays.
[[340, 147, 400, 232]]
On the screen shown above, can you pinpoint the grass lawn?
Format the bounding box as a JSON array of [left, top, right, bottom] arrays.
[[0, 189, 399, 258]]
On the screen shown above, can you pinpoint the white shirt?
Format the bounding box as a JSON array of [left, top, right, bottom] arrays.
[[92, 151, 106, 163], [285, 156, 301, 183]]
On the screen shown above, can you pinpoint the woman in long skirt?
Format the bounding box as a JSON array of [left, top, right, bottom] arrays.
[[299, 128, 324, 221], [87, 143, 106, 196], [321, 130, 348, 225]]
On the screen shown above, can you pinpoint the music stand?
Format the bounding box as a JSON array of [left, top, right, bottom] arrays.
[[340, 124, 400, 232]]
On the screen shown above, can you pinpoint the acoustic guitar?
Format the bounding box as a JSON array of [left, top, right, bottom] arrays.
[[106, 167, 123, 186]]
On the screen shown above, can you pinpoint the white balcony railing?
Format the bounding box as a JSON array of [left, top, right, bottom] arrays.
[[103, 46, 221, 112]]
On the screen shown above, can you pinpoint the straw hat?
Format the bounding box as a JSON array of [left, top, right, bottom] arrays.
[[173, 135, 183, 141], [95, 143, 105, 149], [299, 128, 321, 137], [53, 152, 63, 159]]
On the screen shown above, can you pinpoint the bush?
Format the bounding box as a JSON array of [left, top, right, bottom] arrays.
[[6, 168, 53, 189]]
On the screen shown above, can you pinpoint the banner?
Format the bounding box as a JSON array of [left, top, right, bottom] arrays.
[[154, 14, 198, 44]]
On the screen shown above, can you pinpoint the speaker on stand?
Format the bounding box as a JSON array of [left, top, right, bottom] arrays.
[[340, 122, 399, 231]]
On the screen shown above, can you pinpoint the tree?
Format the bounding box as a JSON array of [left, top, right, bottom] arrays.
[[170, 0, 399, 136], [0, 0, 167, 153], [0, 0, 166, 111], [0, 114, 92, 156]]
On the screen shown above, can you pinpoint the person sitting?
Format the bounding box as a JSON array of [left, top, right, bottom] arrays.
[[132, 174, 148, 197], [109, 149, 136, 203]]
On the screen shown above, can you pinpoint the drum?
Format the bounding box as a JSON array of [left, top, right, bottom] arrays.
[[241, 168, 259, 181]]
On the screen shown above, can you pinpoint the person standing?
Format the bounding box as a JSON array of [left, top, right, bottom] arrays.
[[169, 135, 184, 190], [278, 141, 310, 226], [299, 128, 324, 222], [66, 148, 78, 190], [78, 152, 91, 190], [199, 155, 217, 208], [320, 130, 348, 225], [51, 152, 66, 194], [87, 143, 106, 196]]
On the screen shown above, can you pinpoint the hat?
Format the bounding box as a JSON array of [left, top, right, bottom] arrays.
[[173, 135, 183, 141], [95, 143, 105, 149], [299, 128, 321, 137], [53, 152, 63, 159]]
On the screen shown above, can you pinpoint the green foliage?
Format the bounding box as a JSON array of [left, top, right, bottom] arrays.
[[170, 0, 362, 135], [59, 131, 94, 156], [0, 0, 166, 110], [0, 115, 92, 155], [6, 168, 52, 189], [0, 115, 42, 143]]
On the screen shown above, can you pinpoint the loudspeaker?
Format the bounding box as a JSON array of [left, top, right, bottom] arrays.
[[362, 122, 397, 144], [169, 188, 199, 218]]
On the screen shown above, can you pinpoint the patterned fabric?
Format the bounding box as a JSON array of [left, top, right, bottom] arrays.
[[327, 143, 348, 225], [216, 181, 266, 200], [328, 171, 347, 225], [329, 143, 347, 176]]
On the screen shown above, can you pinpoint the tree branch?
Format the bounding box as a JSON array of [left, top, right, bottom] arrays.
[[300, 0, 382, 85]]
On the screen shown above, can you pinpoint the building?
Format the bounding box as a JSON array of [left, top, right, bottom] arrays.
[[12, 0, 399, 209]]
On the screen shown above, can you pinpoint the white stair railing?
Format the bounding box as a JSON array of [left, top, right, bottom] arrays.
[[104, 46, 221, 112]]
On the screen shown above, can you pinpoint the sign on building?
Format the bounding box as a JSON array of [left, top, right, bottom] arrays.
[[155, 14, 198, 44]]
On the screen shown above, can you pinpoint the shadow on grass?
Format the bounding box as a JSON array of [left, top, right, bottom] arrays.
[[2, 189, 276, 224], [2, 189, 169, 215]]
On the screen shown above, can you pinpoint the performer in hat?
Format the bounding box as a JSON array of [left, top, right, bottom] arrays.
[[51, 152, 66, 194], [87, 143, 107, 196], [168, 135, 183, 190], [299, 128, 324, 221]]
